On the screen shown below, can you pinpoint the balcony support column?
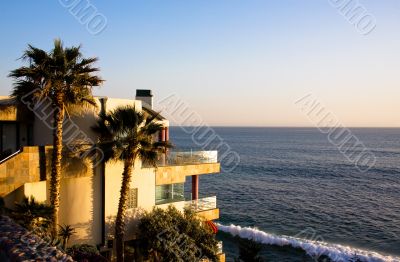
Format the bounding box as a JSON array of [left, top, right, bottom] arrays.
[[159, 128, 166, 142], [165, 127, 169, 141], [192, 175, 199, 200]]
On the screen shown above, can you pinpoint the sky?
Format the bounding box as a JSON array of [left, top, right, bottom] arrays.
[[0, 1, 399, 127]]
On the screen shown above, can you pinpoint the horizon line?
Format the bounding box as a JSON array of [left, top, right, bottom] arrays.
[[169, 125, 400, 129]]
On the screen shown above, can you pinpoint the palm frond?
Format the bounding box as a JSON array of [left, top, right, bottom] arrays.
[[9, 40, 102, 113], [139, 150, 159, 167], [141, 122, 164, 136], [92, 105, 171, 164], [10, 80, 42, 103]]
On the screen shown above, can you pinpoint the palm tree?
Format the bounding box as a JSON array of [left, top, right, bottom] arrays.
[[92, 105, 171, 262], [9, 39, 103, 236], [59, 224, 76, 249]]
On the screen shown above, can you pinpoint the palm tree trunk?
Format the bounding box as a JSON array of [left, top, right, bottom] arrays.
[[50, 97, 65, 237], [115, 157, 134, 262], [62, 238, 67, 250]]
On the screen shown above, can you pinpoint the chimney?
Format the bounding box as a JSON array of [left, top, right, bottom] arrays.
[[135, 89, 153, 109]]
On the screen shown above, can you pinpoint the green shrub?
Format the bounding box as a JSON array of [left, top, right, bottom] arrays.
[[67, 244, 108, 262], [138, 205, 219, 261], [234, 237, 264, 262]]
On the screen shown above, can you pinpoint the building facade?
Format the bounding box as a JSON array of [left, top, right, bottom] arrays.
[[0, 90, 224, 260]]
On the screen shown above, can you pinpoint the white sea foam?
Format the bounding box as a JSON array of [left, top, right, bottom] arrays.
[[217, 223, 400, 262]]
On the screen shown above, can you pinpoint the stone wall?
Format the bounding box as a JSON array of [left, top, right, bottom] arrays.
[[155, 163, 220, 185], [0, 147, 42, 197], [0, 145, 93, 198], [0, 104, 33, 122]]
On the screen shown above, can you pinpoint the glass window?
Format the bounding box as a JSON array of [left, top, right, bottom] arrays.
[[127, 188, 138, 209], [155, 183, 184, 205], [1, 123, 18, 154]]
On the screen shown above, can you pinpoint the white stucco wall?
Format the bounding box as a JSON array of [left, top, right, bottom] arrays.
[[32, 98, 101, 146], [58, 174, 102, 245], [24, 181, 47, 202], [21, 174, 102, 245], [17, 96, 165, 244], [104, 161, 156, 239], [32, 97, 142, 146], [104, 98, 142, 112]]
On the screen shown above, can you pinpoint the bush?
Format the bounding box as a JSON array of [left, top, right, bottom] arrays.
[[10, 197, 53, 231], [138, 205, 219, 261], [66, 244, 108, 262], [234, 237, 264, 262]]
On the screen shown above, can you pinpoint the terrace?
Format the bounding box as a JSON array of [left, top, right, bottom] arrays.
[[157, 196, 219, 221], [154, 151, 220, 185], [152, 151, 220, 220], [144, 150, 218, 167]]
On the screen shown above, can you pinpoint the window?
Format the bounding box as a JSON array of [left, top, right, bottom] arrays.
[[127, 188, 138, 209], [155, 183, 184, 205], [0, 122, 18, 154]]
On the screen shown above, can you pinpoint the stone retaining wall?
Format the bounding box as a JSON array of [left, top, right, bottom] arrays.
[[0, 147, 42, 197]]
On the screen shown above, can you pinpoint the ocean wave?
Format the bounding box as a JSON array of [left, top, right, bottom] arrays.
[[217, 223, 400, 262]]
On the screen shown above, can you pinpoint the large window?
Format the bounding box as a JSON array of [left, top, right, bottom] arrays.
[[155, 183, 184, 205], [0, 122, 33, 158], [1, 123, 17, 153]]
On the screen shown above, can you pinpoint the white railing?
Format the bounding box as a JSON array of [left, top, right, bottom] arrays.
[[0, 149, 21, 165], [185, 196, 217, 212], [153, 150, 218, 167], [217, 241, 223, 254]]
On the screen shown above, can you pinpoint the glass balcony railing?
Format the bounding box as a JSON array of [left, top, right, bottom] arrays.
[[155, 183, 185, 205], [184, 196, 217, 212], [217, 241, 223, 254], [144, 150, 218, 167]]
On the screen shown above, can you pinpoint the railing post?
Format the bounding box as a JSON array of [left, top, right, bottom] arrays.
[[191, 175, 199, 201]]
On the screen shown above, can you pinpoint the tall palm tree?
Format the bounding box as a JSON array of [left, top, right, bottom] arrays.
[[92, 105, 171, 262], [9, 39, 103, 236]]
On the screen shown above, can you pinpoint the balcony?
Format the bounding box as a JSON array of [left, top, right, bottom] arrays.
[[217, 241, 223, 254], [156, 196, 220, 221], [184, 196, 217, 212], [185, 196, 219, 221], [153, 151, 220, 185], [146, 150, 218, 167]]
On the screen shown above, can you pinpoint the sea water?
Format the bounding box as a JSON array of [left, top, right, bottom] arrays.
[[170, 127, 400, 262]]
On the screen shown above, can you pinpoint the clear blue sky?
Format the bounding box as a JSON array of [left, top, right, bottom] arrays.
[[1, 1, 399, 126]]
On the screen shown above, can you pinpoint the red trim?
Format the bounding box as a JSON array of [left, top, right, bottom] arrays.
[[206, 220, 218, 234], [158, 128, 166, 142], [165, 127, 169, 141], [192, 175, 199, 200]]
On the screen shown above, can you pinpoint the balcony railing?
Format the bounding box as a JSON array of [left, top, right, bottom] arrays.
[[217, 241, 223, 254], [144, 150, 218, 167], [0, 149, 20, 164], [185, 196, 217, 212]]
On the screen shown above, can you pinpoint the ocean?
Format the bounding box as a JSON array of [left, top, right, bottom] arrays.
[[169, 127, 400, 262]]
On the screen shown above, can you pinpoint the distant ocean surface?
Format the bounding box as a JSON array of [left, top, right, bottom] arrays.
[[169, 127, 400, 262]]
